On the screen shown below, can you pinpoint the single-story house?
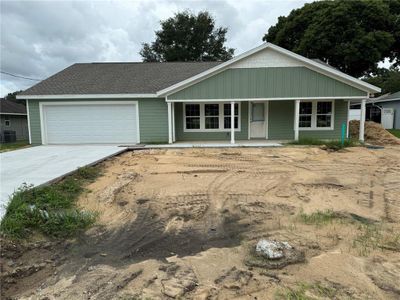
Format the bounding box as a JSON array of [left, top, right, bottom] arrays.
[[17, 43, 380, 145], [350, 91, 399, 129], [0, 99, 29, 142]]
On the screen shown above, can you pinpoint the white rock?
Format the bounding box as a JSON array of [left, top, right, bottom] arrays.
[[255, 239, 292, 260]]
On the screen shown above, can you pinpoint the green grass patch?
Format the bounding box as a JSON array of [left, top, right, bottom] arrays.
[[275, 282, 337, 300], [387, 129, 400, 138], [0, 166, 102, 239], [297, 209, 340, 226], [288, 138, 358, 150], [298, 210, 378, 227], [0, 140, 30, 153], [353, 223, 400, 256]]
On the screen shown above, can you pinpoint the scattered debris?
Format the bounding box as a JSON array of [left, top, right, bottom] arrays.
[[214, 267, 253, 290], [160, 264, 198, 298]]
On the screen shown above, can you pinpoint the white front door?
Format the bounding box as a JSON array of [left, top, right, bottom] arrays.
[[250, 102, 267, 139]]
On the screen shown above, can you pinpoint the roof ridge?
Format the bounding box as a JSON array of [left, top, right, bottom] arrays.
[[74, 61, 224, 65]]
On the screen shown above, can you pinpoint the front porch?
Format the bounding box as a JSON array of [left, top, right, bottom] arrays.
[[165, 99, 366, 144]]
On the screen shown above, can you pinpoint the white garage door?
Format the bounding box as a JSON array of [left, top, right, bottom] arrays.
[[42, 102, 139, 144]]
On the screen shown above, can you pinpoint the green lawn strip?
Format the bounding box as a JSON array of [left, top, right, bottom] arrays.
[[275, 282, 338, 300], [297, 210, 400, 256], [387, 129, 400, 138], [287, 138, 359, 150], [297, 209, 340, 226], [297, 209, 376, 227], [352, 223, 400, 256], [0, 166, 102, 239], [0, 141, 30, 153]]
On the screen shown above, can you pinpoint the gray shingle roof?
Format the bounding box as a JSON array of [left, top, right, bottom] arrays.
[[382, 91, 400, 101], [0, 99, 27, 114], [20, 62, 223, 96]]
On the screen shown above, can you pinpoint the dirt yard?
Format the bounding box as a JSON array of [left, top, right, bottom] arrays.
[[2, 146, 400, 299]]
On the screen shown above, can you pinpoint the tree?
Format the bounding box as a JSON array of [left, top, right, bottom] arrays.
[[4, 90, 25, 105], [263, 0, 400, 78], [364, 67, 400, 95], [140, 11, 234, 62]]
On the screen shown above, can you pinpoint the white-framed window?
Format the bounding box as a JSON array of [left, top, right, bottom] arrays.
[[316, 101, 333, 128], [299, 101, 313, 128], [298, 100, 334, 130], [185, 104, 201, 129], [4, 116, 10, 127], [184, 102, 241, 132], [205, 104, 220, 129]]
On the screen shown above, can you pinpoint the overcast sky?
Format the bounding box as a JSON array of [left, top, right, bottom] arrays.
[[0, 0, 311, 97]]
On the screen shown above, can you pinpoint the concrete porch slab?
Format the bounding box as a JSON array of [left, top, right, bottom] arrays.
[[127, 140, 284, 149]]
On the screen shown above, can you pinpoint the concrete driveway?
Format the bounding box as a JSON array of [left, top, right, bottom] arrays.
[[0, 145, 127, 218]]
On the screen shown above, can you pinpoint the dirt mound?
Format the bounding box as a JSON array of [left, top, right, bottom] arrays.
[[349, 120, 400, 145]]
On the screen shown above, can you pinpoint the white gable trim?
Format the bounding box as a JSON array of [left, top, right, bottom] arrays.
[[157, 43, 381, 97], [230, 47, 303, 68]]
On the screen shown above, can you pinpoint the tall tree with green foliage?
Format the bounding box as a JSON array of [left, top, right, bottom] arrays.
[[364, 67, 400, 94], [140, 11, 234, 62], [263, 0, 400, 78], [4, 90, 25, 105]]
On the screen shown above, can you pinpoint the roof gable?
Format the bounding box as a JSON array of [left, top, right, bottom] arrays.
[[168, 67, 367, 100], [159, 43, 380, 97]]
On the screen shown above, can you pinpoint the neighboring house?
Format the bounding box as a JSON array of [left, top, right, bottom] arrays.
[[0, 99, 29, 142], [350, 91, 400, 129], [17, 43, 380, 145]]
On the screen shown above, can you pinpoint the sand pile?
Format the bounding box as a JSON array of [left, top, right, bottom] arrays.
[[349, 120, 400, 145]]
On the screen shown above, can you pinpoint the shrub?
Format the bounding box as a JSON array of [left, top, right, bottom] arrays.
[[288, 138, 358, 150], [0, 166, 101, 239]]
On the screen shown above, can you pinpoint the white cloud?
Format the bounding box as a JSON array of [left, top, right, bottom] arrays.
[[0, 0, 310, 97]]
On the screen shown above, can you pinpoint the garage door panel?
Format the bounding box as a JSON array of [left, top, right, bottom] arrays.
[[43, 103, 138, 144]]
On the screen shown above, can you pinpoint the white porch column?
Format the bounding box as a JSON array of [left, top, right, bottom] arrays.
[[346, 100, 350, 138], [359, 99, 366, 142], [230, 101, 235, 144], [294, 99, 300, 141], [167, 102, 173, 144], [172, 102, 176, 142]]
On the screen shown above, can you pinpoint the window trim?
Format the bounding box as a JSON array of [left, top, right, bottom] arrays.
[[297, 100, 335, 131], [183, 102, 241, 132], [4, 116, 11, 127], [184, 103, 201, 130]]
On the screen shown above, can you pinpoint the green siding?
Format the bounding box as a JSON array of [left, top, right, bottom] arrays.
[[27, 98, 168, 145], [169, 67, 366, 100], [1, 115, 29, 141], [27, 100, 42, 145], [175, 102, 249, 141], [267, 99, 348, 140], [268, 101, 294, 140], [139, 99, 168, 143]]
